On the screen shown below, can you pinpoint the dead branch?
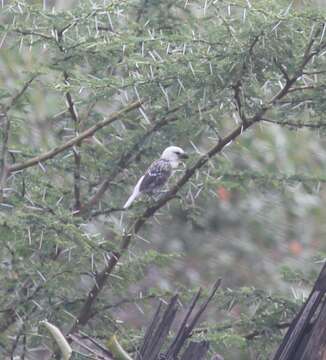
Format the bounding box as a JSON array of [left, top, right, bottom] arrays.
[[136, 279, 221, 360], [165, 279, 221, 359], [273, 262, 326, 360], [137, 295, 179, 360]]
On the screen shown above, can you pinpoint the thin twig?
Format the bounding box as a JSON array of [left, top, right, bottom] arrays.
[[274, 59, 290, 82], [0, 113, 10, 202], [232, 80, 246, 123]]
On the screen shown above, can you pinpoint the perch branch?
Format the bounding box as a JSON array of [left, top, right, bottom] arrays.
[[78, 113, 179, 215], [79, 100, 222, 215]]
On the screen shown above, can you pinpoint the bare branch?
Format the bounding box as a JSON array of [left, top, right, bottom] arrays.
[[166, 279, 221, 359], [8, 100, 143, 173]]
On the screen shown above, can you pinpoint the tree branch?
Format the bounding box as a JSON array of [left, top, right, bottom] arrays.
[[0, 113, 10, 202], [8, 100, 143, 173], [64, 71, 82, 211], [232, 80, 246, 123], [270, 26, 323, 105], [79, 101, 221, 216], [0, 75, 38, 201], [261, 117, 326, 129], [166, 279, 222, 359]]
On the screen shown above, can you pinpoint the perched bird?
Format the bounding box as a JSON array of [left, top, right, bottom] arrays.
[[123, 146, 188, 208]]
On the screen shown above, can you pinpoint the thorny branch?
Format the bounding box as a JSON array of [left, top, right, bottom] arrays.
[[230, 30, 264, 125], [262, 117, 326, 129], [79, 100, 222, 216], [64, 71, 82, 211], [0, 113, 10, 202], [68, 25, 324, 334], [8, 100, 143, 173], [0, 75, 38, 201]]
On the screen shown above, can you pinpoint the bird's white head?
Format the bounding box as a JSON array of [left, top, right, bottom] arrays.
[[160, 146, 188, 168]]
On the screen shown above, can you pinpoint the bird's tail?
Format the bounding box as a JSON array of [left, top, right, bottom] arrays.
[[123, 191, 139, 208], [124, 175, 144, 209], [123, 184, 140, 209]]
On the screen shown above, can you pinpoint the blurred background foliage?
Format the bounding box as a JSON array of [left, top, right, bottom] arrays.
[[1, 0, 326, 359]]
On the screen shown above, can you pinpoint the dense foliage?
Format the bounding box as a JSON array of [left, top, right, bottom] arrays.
[[1, 0, 326, 358]]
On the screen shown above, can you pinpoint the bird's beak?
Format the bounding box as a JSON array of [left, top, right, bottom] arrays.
[[179, 153, 189, 159]]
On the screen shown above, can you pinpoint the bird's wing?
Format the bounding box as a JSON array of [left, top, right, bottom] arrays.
[[139, 159, 172, 193]]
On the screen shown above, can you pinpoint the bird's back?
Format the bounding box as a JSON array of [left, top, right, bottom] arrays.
[[139, 159, 172, 194]]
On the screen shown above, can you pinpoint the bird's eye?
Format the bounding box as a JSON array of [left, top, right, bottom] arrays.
[[175, 151, 181, 155]]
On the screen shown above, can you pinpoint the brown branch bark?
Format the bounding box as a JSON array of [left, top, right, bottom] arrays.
[[8, 100, 143, 173], [0, 113, 10, 202], [138, 295, 179, 360], [0, 75, 38, 201], [136, 279, 220, 360], [166, 279, 222, 359], [64, 71, 82, 211]]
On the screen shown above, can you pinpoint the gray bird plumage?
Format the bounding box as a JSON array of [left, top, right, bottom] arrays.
[[139, 159, 172, 194]]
